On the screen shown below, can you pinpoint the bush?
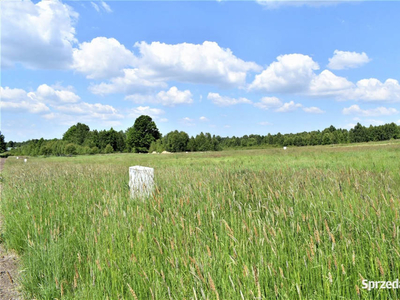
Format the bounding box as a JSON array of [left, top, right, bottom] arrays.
[[65, 143, 77, 155], [90, 147, 100, 155], [104, 144, 114, 154]]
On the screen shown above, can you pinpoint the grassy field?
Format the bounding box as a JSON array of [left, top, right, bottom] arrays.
[[1, 142, 400, 299]]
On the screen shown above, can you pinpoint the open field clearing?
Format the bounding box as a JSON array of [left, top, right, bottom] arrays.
[[2, 143, 400, 299]]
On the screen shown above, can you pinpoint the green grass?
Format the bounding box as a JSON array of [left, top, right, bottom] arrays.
[[2, 143, 400, 299]]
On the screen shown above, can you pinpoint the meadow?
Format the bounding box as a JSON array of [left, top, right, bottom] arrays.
[[1, 142, 400, 299]]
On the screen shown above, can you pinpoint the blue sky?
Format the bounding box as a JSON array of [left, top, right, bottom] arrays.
[[2, 0, 400, 142]]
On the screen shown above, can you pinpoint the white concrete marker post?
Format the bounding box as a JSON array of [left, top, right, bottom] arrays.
[[129, 166, 154, 199], [283, 147, 287, 150], [24, 158, 27, 163]]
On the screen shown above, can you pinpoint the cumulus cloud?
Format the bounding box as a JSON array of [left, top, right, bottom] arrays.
[[342, 104, 398, 116], [207, 92, 252, 106], [55, 102, 121, 116], [344, 78, 400, 102], [125, 87, 193, 106], [29, 84, 81, 104], [1, 85, 123, 126], [199, 116, 209, 121], [72, 37, 135, 79], [1, 84, 81, 114], [1, 0, 78, 69], [309, 70, 354, 96], [253, 97, 283, 110], [134, 41, 261, 87], [89, 68, 167, 95], [328, 50, 371, 70], [275, 101, 303, 112], [249, 54, 319, 93], [1, 87, 50, 114], [128, 106, 165, 120], [303, 106, 325, 114]]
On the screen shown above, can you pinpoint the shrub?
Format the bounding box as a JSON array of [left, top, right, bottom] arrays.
[[65, 143, 77, 155], [104, 144, 114, 154]]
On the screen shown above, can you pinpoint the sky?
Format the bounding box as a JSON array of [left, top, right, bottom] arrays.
[[1, 0, 400, 142]]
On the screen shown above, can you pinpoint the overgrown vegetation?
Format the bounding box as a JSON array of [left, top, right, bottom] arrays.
[[2, 143, 400, 298]]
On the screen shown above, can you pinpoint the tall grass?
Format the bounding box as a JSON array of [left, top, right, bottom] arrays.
[[1, 144, 400, 299]]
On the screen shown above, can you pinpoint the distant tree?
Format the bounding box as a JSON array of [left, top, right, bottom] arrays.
[[98, 128, 125, 151], [349, 123, 368, 143], [40, 145, 52, 156], [63, 123, 90, 145], [6, 140, 15, 149], [187, 137, 197, 151], [322, 133, 332, 145], [126, 115, 161, 153], [165, 130, 189, 152], [0, 132, 6, 152]]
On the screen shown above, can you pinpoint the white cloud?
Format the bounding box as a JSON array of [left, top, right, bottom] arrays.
[[54, 102, 121, 116], [181, 117, 195, 126], [91, 2, 100, 12], [30, 84, 81, 104], [256, 0, 355, 9], [344, 78, 400, 102], [128, 106, 165, 120], [328, 50, 371, 70], [258, 121, 272, 125], [100, 1, 112, 13], [1, 85, 124, 127], [342, 105, 398, 116], [199, 116, 209, 121], [249, 54, 319, 93], [309, 70, 354, 96], [42, 110, 122, 127], [89, 68, 167, 95], [275, 101, 302, 112], [207, 92, 252, 106], [134, 41, 261, 87], [1, 0, 78, 69], [254, 96, 282, 110], [125, 87, 193, 106], [303, 106, 325, 114], [1, 85, 80, 114], [1, 87, 50, 114], [156, 87, 193, 106], [72, 37, 135, 79]]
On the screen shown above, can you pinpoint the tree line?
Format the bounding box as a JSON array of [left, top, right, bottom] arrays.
[[4, 116, 400, 157]]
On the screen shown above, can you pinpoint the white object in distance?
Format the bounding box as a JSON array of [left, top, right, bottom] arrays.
[[283, 147, 287, 150]]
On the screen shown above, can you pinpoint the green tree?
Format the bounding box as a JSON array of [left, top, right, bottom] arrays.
[[63, 123, 90, 145], [165, 130, 189, 152], [349, 123, 368, 143], [126, 115, 161, 153], [0, 132, 6, 152]]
